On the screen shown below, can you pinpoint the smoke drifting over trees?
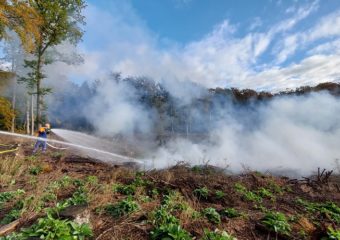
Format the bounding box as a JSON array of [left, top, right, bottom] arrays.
[[45, 72, 340, 175]]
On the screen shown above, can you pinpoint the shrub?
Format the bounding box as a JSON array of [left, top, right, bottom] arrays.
[[203, 207, 221, 224], [296, 199, 340, 223], [150, 224, 191, 240], [0, 189, 25, 209], [215, 190, 225, 199], [203, 229, 237, 240], [323, 227, 340, 240], [104, 197, 139, 218], [234, 183, 262, 203], [151, 206, 179, 226], [258, 188, 274, 199], [261, 211, 291, 235], [114, 184, 136, 195], [28, 165, 42, 175], [20, 214, 92, 239], [222, 208, 241, 218], [0, 201, 23, 224], [194, 187, 209, 200]]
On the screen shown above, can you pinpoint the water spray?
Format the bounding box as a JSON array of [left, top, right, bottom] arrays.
[[0, 130, 145, 166]]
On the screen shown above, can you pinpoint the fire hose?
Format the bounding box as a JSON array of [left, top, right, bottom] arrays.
[[0, 143, 18, 154], [46, 143, 69, 150]]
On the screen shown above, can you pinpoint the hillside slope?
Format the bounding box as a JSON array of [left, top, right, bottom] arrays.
[[0, 136, 340, 240]]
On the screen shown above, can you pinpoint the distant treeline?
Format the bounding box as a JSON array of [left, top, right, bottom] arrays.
[[48, 75, 340, 137]]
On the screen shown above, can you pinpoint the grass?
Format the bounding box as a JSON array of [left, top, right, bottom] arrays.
[[0, 156, 26, 186]]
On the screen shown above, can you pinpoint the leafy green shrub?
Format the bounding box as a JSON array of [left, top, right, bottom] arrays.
[[234, 183, 262, 203], [151, 206, 179, 226], [215, 190, 225, 199], [322, 227, 340, 240], [114, 184, 136, 195], [28, 165, 42, 175], [65, 187, 88, 206], [261, 211, 291, 235], [104, 197, 139, 218], [86, 175, 98, 185], [19, 214, 92, 240], [162, 191, 188, 211], [258, 188, 274, 199], [0, 189, 25, 209], [296, 199, 340, 223], [203, 207, 221, 224], [1, 209, 21, 224], [0, 201, 23, 224], [203, 229, 237, 240], [150, 224, 191, 240], [222, 208, 241, 218], [193, 187, 209, 200]]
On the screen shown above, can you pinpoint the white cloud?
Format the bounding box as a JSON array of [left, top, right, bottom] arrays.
[[46, 1, 340, 93]]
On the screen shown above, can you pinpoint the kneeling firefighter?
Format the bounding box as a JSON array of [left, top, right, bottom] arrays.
[[33, 123, 51, 153]]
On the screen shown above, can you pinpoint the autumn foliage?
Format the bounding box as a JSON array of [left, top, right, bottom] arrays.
[[0, 97, 14, 130]]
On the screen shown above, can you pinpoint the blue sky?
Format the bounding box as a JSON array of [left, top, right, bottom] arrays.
[[65, 0, 340, 91]]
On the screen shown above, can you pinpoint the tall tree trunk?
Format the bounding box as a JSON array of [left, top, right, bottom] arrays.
[[26, 97, 30, 135], [10, 53, 17, 133], [31, 94, 34, 135], [10, 72, 17, 133], [36, 50, 42, 129]]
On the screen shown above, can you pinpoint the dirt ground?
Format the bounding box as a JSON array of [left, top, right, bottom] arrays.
[[0, 135, 340, 240]]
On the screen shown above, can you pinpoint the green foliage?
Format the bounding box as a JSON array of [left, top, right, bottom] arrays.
[[203, 229, 237, 240], [150, 224, 192, 240], [215, 190, 225, 199], [261, 211, 291, 235], [65, 187, 88, 206], [28, 165, 42, 175], [4, 214, 92, 240], [86, 175, 98, 185], [151, 206, 179, 226], [20, 0, 86, 125], [193, 187, 209, 200], [203, 207, 221, 224], [0, 189, 25, 209], [0, 201, 23, 224], [296, 198, 340, 223], [162, 191, 188, 211], [323, 227, 340, 240], [104, 197, 139, 218], [114, 184, 136, 195], [258, 188, 274, 199], [222, 208, 241, 218], [234, 183, 262, 203]]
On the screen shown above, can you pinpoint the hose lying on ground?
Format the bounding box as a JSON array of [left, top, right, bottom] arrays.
[[0, 143, 18, 154], [46, 143, 68, 150]]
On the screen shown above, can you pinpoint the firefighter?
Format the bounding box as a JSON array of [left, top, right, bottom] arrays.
[[33, 123, 51, 153]]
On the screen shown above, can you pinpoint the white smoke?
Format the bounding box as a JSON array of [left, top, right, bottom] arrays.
[[148, 92, 340, 176]]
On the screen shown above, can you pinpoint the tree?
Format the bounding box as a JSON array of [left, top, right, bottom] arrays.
[[0, 0, 42, 52], [20, 0, 85, 128], [0, 97, 15, 130]]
